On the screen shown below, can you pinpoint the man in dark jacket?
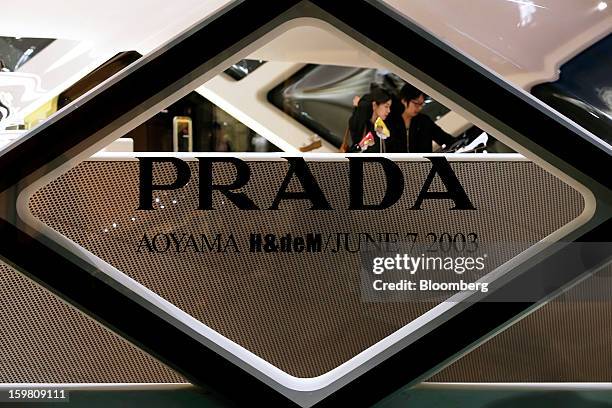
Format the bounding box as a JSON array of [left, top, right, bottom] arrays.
[[386, 83, 455, 153]]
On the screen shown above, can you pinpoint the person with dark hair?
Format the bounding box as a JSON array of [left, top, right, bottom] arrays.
[[387, 83, 455, 153], [347, 87, 392, 153], [385, 90, 406, 147]]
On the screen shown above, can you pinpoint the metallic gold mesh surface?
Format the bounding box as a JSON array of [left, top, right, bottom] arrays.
[[28, 159, 583, 378], [0, 261, 185, 383]]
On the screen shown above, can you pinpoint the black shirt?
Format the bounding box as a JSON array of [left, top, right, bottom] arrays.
[[386, 113, 455, 153]]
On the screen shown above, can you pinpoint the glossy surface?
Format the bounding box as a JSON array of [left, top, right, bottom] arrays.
[[532, 34, 612, 143], [382, 0, 611, 87]]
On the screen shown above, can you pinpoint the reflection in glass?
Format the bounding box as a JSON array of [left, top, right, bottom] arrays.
[[531, 34, 612, 144], [267, 64, 450, 147], [0, 37, 54, 71], [224, 59, 266, 81]]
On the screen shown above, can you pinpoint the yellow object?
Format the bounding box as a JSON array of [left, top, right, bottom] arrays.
[[374, 117, 390, 139], [24, 96, 58, 129]]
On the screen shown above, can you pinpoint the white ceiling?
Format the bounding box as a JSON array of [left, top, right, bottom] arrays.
[[382, 0, 611, 87], [3, 0, 609, 87], [1, 0, 233, 54], [0, 0, 233, 122], [1, 0, 610, 127]]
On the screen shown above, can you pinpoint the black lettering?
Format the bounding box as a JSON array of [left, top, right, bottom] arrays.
[[222, 234, 239, 253], [197, 158, 258, 210], [348, 157, 404, 210], [184, 234, 200, 252], [306, 233, 322, 252], [279, 234, 292, 252], [263, 234, 278, 252], [269, 158, 332, 210], [250, 233, 262, 252], [201, 234, 221, 252], [152, 233, 171, 252], [293, 237, 304, 252], [138, 158, 191, 210], [411, 157, 475, 210], [169, 233, 186, 252], [136, 234, 153, 253]]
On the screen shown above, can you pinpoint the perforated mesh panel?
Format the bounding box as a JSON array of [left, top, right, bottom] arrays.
[[0, 261, 185, 383], [28, 159, 583, 378], [432, 264, 612, 382]]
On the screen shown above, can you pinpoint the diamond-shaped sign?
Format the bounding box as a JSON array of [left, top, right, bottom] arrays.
[[0, 1, 610, 407]]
